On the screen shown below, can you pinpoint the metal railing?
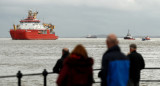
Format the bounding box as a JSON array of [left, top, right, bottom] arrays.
[[0, 68, 160, 86]]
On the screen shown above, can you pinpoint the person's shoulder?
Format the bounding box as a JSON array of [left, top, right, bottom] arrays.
[[87, 57, 93, 61], [56, 58, 62, 62], [136, 52, 142, 55], [103, 52, 117, 60], [108, 51, 128, 60], [132, 51, 143, 57], [136, 52, 144, 59], [87, 57, 94, 65], [128, 51, 135, 56], [102, 52, 111, 60]]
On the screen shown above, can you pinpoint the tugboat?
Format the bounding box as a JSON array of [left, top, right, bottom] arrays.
[[142, 36, 150, 41], [124, 30, 135, 40], [10, 10, 58, 40]]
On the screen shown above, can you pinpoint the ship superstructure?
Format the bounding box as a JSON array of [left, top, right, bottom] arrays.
[[10, 10, 58, 40]]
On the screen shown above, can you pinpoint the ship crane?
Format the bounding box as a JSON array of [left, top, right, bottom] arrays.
[[43, 23, 55, 31]]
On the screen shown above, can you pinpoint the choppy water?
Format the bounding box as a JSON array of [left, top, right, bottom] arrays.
[[0, 38, 160, 86]]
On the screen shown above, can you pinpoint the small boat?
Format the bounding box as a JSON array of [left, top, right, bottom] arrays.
[[86, 34, 97, 38], [124, 30, 135, 40], [142, 36, 150, 41]]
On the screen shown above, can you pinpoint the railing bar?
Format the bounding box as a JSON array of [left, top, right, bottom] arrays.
[[93, 68, 160, 70], [94, 82, 101, 83], [48, 72, 54, 74], [144, 68, 160, 69], [94, 80, 160, 83], [23, 73, 42, 76], [93, 69, 101, 70], [141, 80, 160, 82], [0, 75, 17, 78], [1, 68, 160, 78]]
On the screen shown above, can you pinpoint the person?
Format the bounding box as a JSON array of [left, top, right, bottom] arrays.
[[128, 44, 145, 86], [98, 34, 130, 86], [53, 48, 69, 73], [56, 44, 94, 86]]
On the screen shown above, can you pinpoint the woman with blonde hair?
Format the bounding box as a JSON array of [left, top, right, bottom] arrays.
[[56, 44, 94, 86]]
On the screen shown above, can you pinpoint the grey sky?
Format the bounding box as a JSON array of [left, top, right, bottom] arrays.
[[1, 0, 160, 37]]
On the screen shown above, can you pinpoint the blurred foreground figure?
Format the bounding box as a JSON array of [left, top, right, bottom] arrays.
[[53, 48, 69, 73], [128, 44, 145, 86], [56, 44, 94, 86], [99, 34, 130, 86]]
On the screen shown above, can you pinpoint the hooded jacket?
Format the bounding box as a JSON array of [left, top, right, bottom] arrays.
[[56, 54, 94, 86]]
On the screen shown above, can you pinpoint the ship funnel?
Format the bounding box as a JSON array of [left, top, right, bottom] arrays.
[[13, 24, 16, 30]]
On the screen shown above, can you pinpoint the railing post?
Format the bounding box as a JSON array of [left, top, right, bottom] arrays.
[[17, 71, 23, 86], [42, 69, 48, 86]]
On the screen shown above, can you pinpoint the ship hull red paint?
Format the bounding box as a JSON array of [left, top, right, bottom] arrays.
[[10, 29, 58, 40]]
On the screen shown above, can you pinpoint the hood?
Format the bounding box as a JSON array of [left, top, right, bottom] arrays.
[[64, 54, 94, 73]]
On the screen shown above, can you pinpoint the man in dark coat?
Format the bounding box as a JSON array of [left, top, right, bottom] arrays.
[[99, 34, 130, 86], [53, 48, 69, 73], [128, 44, 145, 86]]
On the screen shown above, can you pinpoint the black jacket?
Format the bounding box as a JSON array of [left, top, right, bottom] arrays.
[[53, 52, 69, 73], [128, 51, 145, 82]]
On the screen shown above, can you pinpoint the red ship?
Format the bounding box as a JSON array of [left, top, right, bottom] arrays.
[[142, 36, 151, 41], [10, 10, 58, 40]]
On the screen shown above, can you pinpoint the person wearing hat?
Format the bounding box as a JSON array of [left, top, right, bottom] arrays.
[[128, 44, 145, 86]]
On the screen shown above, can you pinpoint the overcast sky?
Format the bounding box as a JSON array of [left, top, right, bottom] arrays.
[[1, 0, 160, 37]]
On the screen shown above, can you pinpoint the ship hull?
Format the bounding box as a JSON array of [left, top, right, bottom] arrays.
[[124, 38, 135, 40], [124, 37, 135, 40], [10, 29, 58, 40]]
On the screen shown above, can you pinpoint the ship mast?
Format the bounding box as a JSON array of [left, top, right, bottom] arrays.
[[127, 29, 131, 36]]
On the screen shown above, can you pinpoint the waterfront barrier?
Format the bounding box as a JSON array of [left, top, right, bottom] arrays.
[[0, 68, 160, 86]]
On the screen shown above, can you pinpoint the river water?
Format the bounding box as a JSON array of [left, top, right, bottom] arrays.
[[0, 38, 160, 86]]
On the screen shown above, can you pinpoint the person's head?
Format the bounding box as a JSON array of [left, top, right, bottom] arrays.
[[106, 34, 119, 48], [129, 44, 137, 53], [62, 48, 69, 55], [71, 44, 88, 59]]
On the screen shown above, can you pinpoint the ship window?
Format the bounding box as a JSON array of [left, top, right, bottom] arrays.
[[38, 30, 47, 34]]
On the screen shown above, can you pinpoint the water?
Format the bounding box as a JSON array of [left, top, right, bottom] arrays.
[[0, 38, 160, 86]]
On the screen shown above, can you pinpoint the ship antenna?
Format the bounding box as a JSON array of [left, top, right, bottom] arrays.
[[127, 29, 130, 36], [42, 18, 44, 23]]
